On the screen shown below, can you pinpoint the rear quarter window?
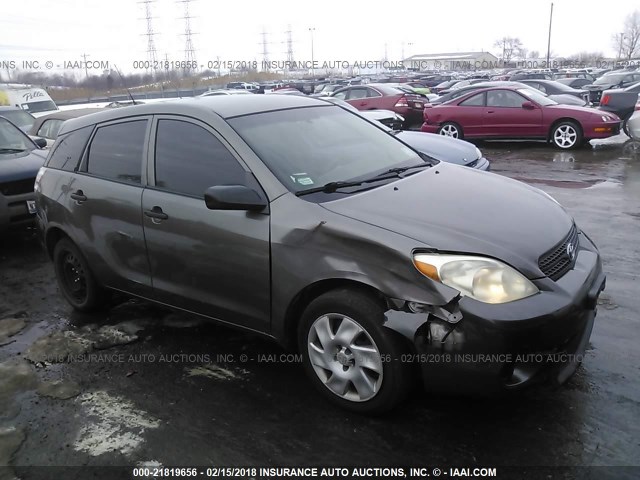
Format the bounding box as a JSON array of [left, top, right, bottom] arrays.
[[46, 126, 94, 171]]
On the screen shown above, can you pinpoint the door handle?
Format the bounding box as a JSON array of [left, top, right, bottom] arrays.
[[70, 190, 87, 203], [144, 206, 168, 220], [487, 110, 495, 114]]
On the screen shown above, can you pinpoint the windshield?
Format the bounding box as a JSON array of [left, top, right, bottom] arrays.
[[20, 100, 58, 114], [228, 106, 426, 194], [0, 117, 35, 152], [0, 110, 35, 130], [595, 74, 627, 85], [517, 88, 557, 106]]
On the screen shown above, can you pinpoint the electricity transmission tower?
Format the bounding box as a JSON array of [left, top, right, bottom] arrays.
[[139, 0, 158, 76], [178, 0, 198, 74]]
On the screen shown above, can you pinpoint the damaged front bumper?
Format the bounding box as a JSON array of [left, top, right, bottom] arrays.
[[383, 233, 606, 394]]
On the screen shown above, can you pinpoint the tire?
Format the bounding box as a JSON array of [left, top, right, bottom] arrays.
[[53, 238, 106, 312], [438, 122, 462, 139], [551, 121, 582, 149], [298, 288, 412, 414], [622, 119, 630, 137]]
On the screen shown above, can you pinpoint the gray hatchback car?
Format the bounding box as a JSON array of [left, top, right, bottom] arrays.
[[35, 95, 606, 413]]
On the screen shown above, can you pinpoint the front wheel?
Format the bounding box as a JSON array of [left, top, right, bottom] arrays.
[[438, 122, 462, 139], [551, 121, 582, 149], [53, 238, 107, 312], [298, 289, 412, 414]]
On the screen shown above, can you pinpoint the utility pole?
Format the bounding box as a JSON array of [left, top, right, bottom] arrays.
[[309, 27, 315, 77], [260, 28, 270, 72], [546, 2, 554, 67], [617, 33, 625, 60], [81, 53, 90, 79]]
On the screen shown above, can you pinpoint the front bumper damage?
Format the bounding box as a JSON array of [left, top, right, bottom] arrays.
[[382, 232, 606, 394]]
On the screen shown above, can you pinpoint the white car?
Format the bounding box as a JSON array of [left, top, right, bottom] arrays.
[[627, 110, 640, 140], [200, 89, 253, 97]]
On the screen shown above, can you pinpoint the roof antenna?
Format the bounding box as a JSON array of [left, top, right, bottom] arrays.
[[113, 65, 138, 104]]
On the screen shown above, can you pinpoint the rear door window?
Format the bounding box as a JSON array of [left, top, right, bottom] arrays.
[[86, 120, 147, 184]]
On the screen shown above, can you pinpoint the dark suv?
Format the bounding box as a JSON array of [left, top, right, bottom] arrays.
[[35, 96, 605, 413]]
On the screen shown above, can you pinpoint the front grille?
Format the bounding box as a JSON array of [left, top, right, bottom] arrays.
[[538, 224, 579, 281], [0, 177, 36, 197], [466, 159, 479, 168]]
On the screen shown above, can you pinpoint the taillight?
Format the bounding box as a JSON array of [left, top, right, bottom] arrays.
[[600, 95, 610, 106], [395, 96, 409, 108]]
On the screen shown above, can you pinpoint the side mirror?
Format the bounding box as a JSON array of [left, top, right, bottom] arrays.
[[204, 185, 267, 212], [522, 101, 536, 110], [33, 137, 48, 149]]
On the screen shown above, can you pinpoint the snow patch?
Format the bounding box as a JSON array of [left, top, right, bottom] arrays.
[[186, 364, 239, 380], [74, 391, 160, 457]]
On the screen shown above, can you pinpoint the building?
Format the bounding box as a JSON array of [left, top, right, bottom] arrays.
[[403, 52, 501, 71]]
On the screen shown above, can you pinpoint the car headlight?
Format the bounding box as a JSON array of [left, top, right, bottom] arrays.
[[474, 147, 482, 160], [413, 253, 539, 304], [601, 115, 611, 122]]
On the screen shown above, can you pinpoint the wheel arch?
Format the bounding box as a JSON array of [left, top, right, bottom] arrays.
[[280, 278, 389, 351], [45, 225, 73, 260]]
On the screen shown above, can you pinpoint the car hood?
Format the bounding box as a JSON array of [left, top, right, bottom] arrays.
[[545, 104, 606, 116], [321, 163, 573, 279], [584, 83, 618, 91], [0, 149, 47, 183], [395, 131, 478, 166], [360, 109, 400, 121], [548, 93, 587, 106]]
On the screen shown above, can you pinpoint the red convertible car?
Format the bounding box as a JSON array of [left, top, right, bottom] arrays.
[[421, 87, 621, 149]]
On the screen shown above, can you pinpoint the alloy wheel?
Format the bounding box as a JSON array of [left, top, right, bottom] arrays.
[[440, 124, 459, 138], [554, 124, 578, 148], [307, 313, 383, 402]]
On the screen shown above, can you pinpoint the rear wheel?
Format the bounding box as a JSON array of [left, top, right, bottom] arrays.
[[53, 238, 106, 312], [551, 121, 582, 149], [298, 288, 412, 414], [438, 122, 462, 139]]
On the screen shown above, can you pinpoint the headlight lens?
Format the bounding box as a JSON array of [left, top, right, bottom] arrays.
[[413, 253, 539, 304], [601, 115, 610, 122]]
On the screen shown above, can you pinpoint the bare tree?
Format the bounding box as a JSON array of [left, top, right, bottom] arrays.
[[528, 50, 540, 59], [613, 10, 640, 59], [494, 37, 524, 64]]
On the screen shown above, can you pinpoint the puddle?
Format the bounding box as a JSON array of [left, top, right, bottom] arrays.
[[186, 364, 242, 381], [74, 391, 160, 457], [37, 379, 82, 400], [0, 360, 38, 418], [0, 426, 25, 480], [0, 317, 26, 345]]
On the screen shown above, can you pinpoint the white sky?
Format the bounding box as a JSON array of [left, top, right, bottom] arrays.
[[0, 0, 638, 75]]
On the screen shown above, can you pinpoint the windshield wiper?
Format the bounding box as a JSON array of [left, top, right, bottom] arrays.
[[0, 148, 26, 153], [296, 173, 405, 197], [384, 163, 432, 175]]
